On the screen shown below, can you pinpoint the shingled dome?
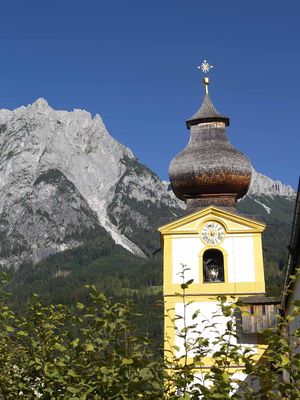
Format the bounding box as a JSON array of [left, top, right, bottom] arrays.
[[169, 78, 252, 212]]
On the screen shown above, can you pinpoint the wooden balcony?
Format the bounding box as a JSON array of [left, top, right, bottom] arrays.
[[239, 296, 281, 334]]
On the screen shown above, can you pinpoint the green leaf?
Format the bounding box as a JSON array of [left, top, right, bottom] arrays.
[[5, 325, 14, 332], [71, 338, 80, 348], [53, 342, 67, 352], [185, 279, 194, 286], [67, 386, 80, 394], [122, 358, 134, 365], [16, 330, 28, 336], [181, 283, 188, 289], [67, 370, 77, 378], [139, 367, 153, 380], [76, 302, 85, 310], [85, 343, 94, 352], [280, 354, 290, 366]]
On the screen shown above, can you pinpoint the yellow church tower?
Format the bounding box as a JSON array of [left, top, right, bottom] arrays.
[[159, 61, 270, 383]]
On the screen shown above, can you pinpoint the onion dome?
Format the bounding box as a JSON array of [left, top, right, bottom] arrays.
[[169, 63, 252, 212]]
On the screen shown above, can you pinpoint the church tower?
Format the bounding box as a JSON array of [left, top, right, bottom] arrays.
[[159, 61, 268, 382]]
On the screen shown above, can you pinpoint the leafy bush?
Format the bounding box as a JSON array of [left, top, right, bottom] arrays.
[[0, 275, 163, 399], [0, 269, 300, 399], [164, 266, 300, 399]]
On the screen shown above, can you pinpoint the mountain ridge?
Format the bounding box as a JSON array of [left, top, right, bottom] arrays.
[[248, 168, 295, 198], [0, 98, 296, 270], [0, 99, 181, 267]]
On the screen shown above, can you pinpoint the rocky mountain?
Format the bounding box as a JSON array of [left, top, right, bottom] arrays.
[[0, 99, 182, 268], [248, 169, 295, 198], [238, 168, 295, 221], [0, 99, 296, 276]]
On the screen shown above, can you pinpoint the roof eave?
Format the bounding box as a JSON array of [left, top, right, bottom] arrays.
[[186, 116, 230, 129]]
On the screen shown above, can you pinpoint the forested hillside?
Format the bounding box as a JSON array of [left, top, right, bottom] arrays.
[[2, 192, 295, 355]]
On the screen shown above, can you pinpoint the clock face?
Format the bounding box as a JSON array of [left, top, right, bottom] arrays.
[[200, 221, 225, 245]]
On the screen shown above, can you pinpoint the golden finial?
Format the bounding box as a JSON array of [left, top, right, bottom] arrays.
[[197, 60, 213, 95]]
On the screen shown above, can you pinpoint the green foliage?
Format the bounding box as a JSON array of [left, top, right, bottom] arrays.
[[0, 275, 163, 399], [8, 236, 162, 302], [0, 269, 300, 398], [4, 236, 164, 357], [163, 266, 300, 399]]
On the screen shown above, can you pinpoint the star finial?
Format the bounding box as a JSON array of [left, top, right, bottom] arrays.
[[197, 60, 213, 95], [197, 59, 213, 75]]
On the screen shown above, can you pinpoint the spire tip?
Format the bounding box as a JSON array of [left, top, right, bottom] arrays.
[[197, 59, 213, 95]]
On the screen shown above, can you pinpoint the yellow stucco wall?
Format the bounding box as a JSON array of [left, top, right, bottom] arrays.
[[159, 206, 267, 370]]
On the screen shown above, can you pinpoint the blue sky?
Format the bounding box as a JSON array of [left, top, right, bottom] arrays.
[[0, 0, 299, 188]]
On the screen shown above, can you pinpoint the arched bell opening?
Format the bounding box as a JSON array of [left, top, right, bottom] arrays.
[[203, 249, 224, 283]]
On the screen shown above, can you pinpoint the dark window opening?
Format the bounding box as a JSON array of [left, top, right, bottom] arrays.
[[203, 249, 224, 283]]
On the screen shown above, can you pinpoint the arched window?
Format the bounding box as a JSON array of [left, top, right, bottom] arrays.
[[203, 249, 224, 283]]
